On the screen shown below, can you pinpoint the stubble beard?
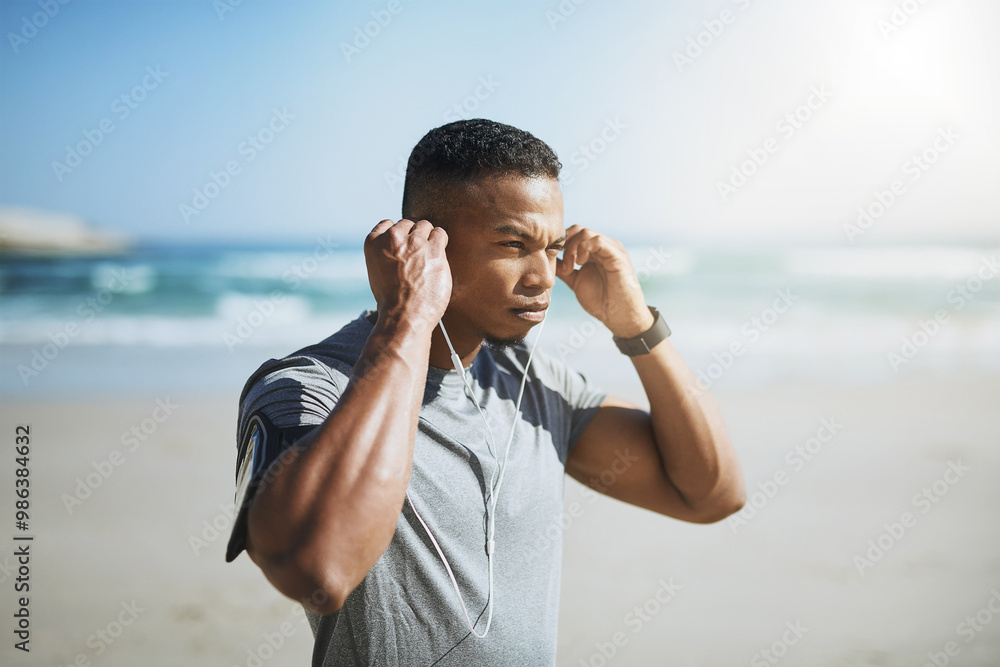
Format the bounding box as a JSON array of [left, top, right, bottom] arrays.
[[484, 331, 527, 353]]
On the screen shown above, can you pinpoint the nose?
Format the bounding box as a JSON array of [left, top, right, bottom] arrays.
[[522, 251, 556, 292]]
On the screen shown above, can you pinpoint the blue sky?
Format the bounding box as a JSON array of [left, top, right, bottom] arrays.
[[2, 0, 998, 245]]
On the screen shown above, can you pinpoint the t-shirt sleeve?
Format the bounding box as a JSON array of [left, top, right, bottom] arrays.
[[225, 356, 345, 562], [532, 350, 609, 454]]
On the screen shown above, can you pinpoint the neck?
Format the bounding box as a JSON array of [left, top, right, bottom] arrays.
[[428, 318, 484, 371]]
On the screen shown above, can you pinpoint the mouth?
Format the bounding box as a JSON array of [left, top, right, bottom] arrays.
[[511, 303, 548, 323]]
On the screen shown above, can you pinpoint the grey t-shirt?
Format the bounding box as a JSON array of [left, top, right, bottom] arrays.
[[228, 309, 607, 666]]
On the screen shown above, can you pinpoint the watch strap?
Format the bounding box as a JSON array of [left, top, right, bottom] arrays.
[[613, 306, 671, 356]]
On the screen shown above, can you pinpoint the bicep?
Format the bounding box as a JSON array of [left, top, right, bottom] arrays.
[[229, 410, 320, 562], [228, 365, 342, 561], [566, 395, 704, 522]]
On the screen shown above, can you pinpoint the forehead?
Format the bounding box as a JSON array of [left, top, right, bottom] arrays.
[[456, 175, 564, 240]]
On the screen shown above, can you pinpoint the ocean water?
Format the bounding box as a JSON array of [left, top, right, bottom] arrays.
[[1, 242, 998, 398]]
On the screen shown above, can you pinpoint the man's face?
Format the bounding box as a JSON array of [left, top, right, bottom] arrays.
[[441, 175, 566, 350]]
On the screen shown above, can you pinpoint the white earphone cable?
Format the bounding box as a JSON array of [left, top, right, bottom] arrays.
[[404, 314, 546, 638]]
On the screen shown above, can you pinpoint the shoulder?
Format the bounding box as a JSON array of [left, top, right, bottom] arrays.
[[488, 342, 607, 410], [237, 309, 376, 429], [241, 309, 375, 392]]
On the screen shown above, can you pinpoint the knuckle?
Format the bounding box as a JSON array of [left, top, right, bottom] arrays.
[[367, 220, 394, 242]]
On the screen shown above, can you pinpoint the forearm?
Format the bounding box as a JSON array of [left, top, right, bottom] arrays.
[[631, 339, 745, 518], [246, 304, 435, 609], [554, 225, 744, 519]]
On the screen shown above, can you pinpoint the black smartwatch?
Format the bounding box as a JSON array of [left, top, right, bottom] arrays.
[[612, 306, 671, 356]]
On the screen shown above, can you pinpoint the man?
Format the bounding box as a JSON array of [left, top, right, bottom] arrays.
[[225, 119, 745, 665]]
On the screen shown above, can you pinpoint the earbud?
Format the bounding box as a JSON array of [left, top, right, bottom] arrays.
[[405, 311, 547, 639]]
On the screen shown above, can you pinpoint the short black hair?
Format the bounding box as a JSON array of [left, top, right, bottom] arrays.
[[401, 119, 562, 226]]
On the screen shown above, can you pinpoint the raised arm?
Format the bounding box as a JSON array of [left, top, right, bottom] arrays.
[[244, 219, 450, 614], [558, 225, 745, 523]]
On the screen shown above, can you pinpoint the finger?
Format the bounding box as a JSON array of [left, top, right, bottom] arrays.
[[562, 224, 587, 250], [556, 261, 577, 288], [562, 227, 595, 268], [388, 219, 416, 241], [409, 218, 435, 237], [579, 234, 616, 267], [559, 244, 585, 274], [368, 219, 395, 240], [580, 235, 618, 265], [428, 225, 449, 247], [579, 235, 633, 275], [557, 251, 576, 275], [556, 254, 569, 274]]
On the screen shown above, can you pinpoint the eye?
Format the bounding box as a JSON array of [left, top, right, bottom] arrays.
[[502, 241, 524, 249]]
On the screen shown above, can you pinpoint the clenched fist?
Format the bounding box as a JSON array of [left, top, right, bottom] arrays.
[[364, 219, 452, 326]]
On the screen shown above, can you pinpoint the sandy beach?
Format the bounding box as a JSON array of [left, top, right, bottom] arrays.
[[1, 369, 997, 667], [3, 0, 999, 663]]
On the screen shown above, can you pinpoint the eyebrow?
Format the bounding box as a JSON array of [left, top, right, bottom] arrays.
[[492, 223, 567, 245]]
